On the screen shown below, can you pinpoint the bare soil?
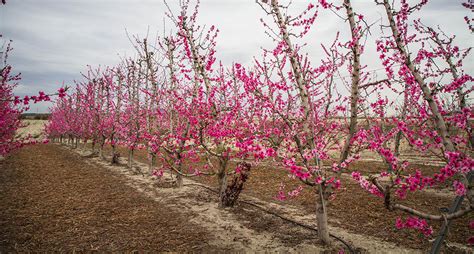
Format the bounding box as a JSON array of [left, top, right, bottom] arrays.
[[16, 120, 47, 140], [106, 144, 473, 253], [2, 143, 471, 253], [0, 144, 223, 252]]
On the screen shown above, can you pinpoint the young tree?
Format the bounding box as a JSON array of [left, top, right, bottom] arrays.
[[348, 0, 473, 243], [0, 40, 24, 156], [161, 0, 269, 207], [1, 38, 66, 156], [248, 0, 350, 245]]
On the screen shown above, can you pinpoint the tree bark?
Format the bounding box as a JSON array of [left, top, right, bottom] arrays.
[[128, 149, 134, 169], [98, 137, 105, 159], [217, 159, 228, 208], [316, 186, 332, 245], [340, 0, 361, 163], [382, 0, 455, 152], [382, 0, 473, 204], [176, 173, 183, 188], [148, 153, 156, 174], [111, 144, 119, 164]]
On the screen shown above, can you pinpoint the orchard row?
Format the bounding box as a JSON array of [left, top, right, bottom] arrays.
[[3, 0, 473, 248]]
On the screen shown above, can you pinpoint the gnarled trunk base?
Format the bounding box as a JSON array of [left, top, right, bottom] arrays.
[[219, 162, 251, 208]]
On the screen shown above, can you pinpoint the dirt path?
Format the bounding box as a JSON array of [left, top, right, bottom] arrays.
[[69, 145, 330, 253], [0, 144, 333, 252], [1, 144, 469, 253], [66, 144, 428, 253], [0, 144, 225, 252]]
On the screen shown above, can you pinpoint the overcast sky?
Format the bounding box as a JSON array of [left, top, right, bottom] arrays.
[[0, 0, 472, 113]]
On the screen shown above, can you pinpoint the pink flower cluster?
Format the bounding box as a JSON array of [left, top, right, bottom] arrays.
[[395, 216, 433, 236], [351, 172, 383, 198]]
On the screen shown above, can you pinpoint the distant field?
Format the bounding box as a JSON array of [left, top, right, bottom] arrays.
[[16, 120, 47, 140]]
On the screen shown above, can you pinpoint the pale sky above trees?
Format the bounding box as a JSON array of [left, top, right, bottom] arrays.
[[0, 0, 471, 112]]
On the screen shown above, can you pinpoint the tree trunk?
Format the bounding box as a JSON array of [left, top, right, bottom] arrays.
[[389, 91, 408, 172], [148, 152, 155, 174], [382, 0, 454, 152], [99, 144, 104, 159], [128, 149, 134, 169], [340, 0, 361, 163], [218, 171, 228, 208], [394, 128, 403, 157], [315, 186, 332, 245], [220, 162, 251, 207], [269, 0, 332, 245], [111, 144, 119, 164], [217, 159, 228, 208], [176, 173, 183, 188], [99, 136, 106, 159]]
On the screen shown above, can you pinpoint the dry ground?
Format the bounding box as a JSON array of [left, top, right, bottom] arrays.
[[15, 120, 47, 140], [0, 144, 223, 252], [1, 139, 472, 252], [0, 121, 474, 253], [105, 144, 473, 253]]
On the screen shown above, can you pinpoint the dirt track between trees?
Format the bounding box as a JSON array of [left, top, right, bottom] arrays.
[[0, 144, 471, 253], [0, 144, 221, 252]]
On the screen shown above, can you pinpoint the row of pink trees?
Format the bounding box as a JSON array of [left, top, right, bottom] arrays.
[[0, 39, 23, 156], [1, 36, 66, 156], [46, 0, 472, 249]]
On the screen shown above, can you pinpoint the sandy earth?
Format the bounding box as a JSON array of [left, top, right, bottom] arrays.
[[72, 146, 331, 252], [67, 144, 474, 253], [68, 141, 472, 253], [63, 144, 474, 253], [15, 120, 47, 140], [0, 144, 425, 253], [68, 144, 431, 253]]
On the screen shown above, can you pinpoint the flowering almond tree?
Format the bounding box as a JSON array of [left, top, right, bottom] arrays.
[[1, 40, 24, 156], [160, 0, 270, 207], [348, 0, 473, 242], [127, 36, 165, 172], [48, 86, 79, 146], [1, 38, 67, 156], [107, 66, 125, 164], [246, 0, 352, 245], [120, 58, 148, 169], [151, 33, 199, 188]]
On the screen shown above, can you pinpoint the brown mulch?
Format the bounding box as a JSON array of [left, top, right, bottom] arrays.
[[0, 144, 222, 252], [208, 161, 473, 252], [108, 145, 472, 252]]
